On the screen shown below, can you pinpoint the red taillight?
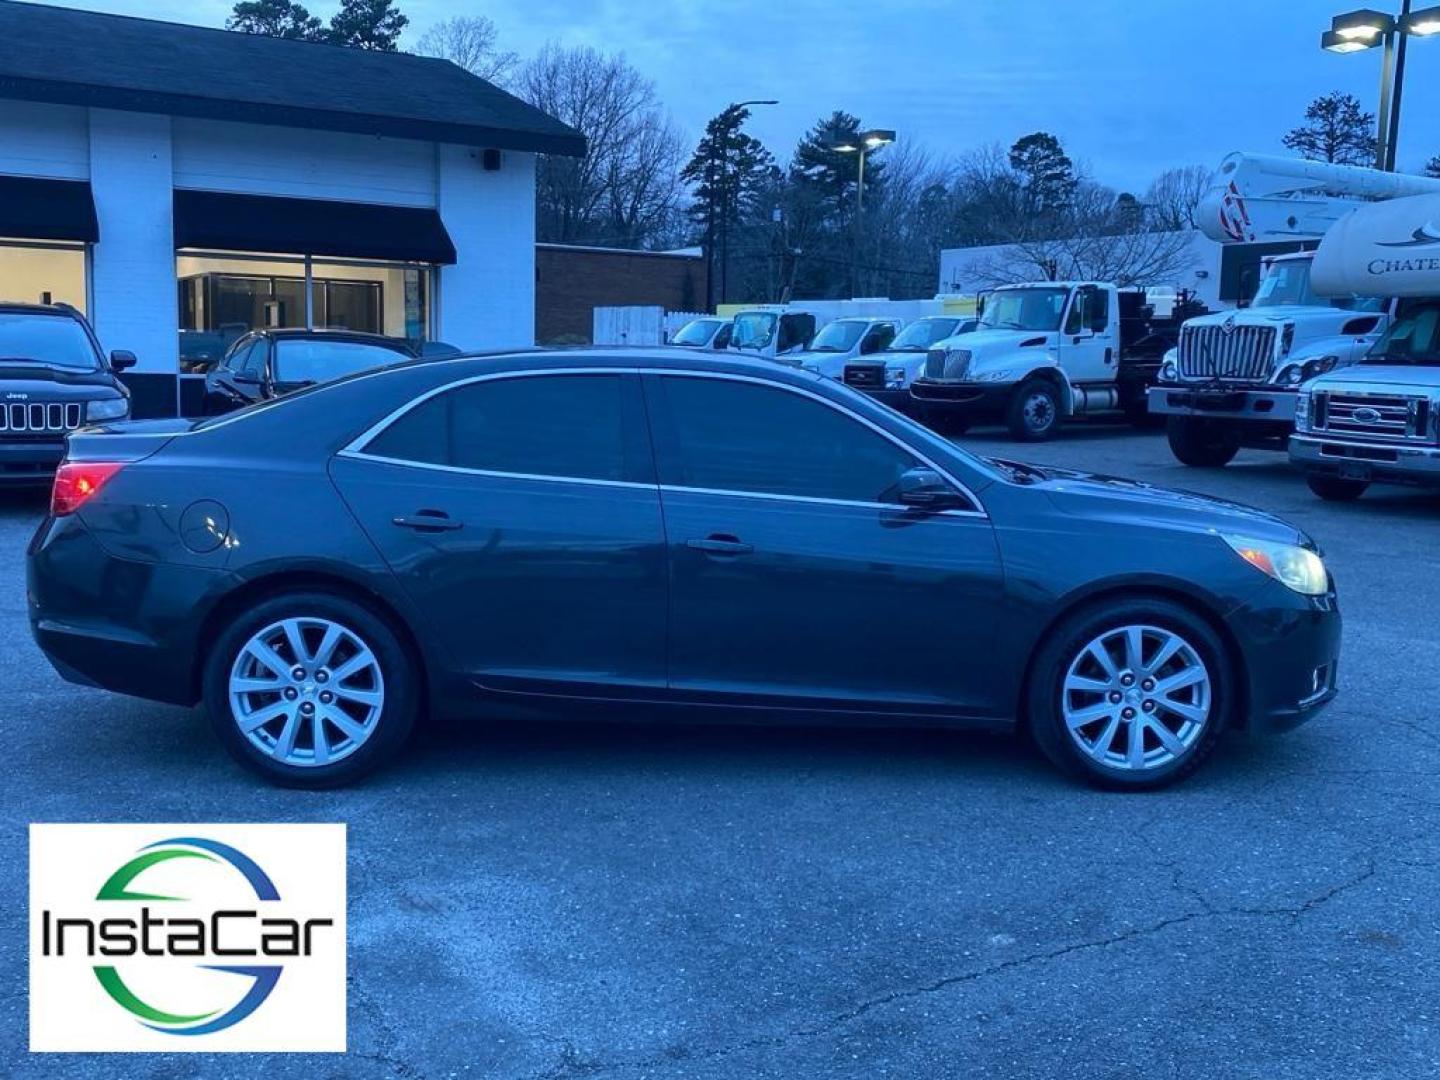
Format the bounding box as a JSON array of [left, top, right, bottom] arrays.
[[51, 461, 125, 517]]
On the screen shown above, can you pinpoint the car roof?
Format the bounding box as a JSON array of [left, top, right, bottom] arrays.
[[260, 328, 408, 344], [0, 301, 81, 317]]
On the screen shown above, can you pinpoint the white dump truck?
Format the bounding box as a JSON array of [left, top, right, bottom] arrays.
[[1289, 192, 1440, 500], [1149, 153, 1440, 467]]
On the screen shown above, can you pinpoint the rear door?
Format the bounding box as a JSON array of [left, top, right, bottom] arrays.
[[643, 372, 1004, 714], [330, 370, 669, 697]]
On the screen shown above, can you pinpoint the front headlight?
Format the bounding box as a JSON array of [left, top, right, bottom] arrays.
[[85, 396, 129, 423], [1223, 534, 1328, 596], [886, 365, 907, 388], [1294, 391, 1310, 429]]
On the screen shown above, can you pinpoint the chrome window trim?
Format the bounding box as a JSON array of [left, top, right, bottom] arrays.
[[339, 365, 988, 518], [335, 449, 657, 492]]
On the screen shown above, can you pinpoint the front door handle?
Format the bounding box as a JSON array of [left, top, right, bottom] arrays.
[[685, 534, 753, 556], [393, 510, 464, 532]]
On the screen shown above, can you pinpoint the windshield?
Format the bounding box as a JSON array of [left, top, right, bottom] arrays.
[[1252, 258, 1385, 310], [273, 338, 406, 386], [672, 319, 722, 346], [1365, 299, 1440, 367], [888, 317, 963, 351], [978, 288, 1068, 332], [0, 313, 100, 370], [808, 320, 868, 353], [730, 312, 777, 349]]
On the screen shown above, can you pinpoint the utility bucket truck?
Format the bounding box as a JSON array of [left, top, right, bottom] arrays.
[[1289, 192, 1440, 499], [1149, 153, 1440, 467]]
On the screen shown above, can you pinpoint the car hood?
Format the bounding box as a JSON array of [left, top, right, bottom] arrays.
[[794, 349, 859, 376], [937, 328, 1047, 352], [999, 461, 1308, 546], [1309, 364, 1440, 392]]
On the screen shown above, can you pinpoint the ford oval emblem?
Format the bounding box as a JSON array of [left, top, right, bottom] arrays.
[[1352, 406, 1382, 424]]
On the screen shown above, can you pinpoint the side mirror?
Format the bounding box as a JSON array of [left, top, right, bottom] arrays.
[[109, 350, 137, 371], [897, 467, 962, 509]]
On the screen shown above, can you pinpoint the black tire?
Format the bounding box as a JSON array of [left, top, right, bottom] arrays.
[[1006, 380, 1062, 441], [203, 590, 420, 788], [1026, 598, 1233, 791], [1166, 416, 1240, 467], [1305, 474, 1369, 502]]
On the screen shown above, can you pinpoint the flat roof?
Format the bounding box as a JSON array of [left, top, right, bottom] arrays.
[[0, 1, 585, 157]]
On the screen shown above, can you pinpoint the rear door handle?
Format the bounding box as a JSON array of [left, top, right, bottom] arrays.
[[685, 534, 753, 555], [393, 510, 464, 532]]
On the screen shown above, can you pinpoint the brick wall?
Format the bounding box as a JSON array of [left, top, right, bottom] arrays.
[[535, 244, 708, 345]]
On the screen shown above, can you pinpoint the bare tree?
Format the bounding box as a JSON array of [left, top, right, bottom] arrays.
[[1144, 164, 1211, 231], [413, 15, 518, 84], [515, 44, 684, 249]]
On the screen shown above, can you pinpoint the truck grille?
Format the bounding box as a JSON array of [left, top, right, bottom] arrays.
[[0, 401, 82, 434], [1178, 324, 1277, 381], [924, 348, 971, 381], [842, 364, 883, 389], [1313, 392, 1430, 442]]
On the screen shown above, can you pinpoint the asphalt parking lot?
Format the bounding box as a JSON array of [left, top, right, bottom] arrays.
[[5, 423, 1439, 1079]]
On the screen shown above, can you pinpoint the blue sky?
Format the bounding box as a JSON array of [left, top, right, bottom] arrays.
[[43, 0, 1440, 190]]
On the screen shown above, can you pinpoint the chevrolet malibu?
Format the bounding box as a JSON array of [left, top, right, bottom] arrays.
[[28, 350, 1340, 790]]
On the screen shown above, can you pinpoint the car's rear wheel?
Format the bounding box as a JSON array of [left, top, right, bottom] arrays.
[[203, 591, 419, 787], [1027, 599, 1232, 790], [1305, 474, 1369, 502], [1007, 380, 1061, 441], [1166, 416, 1240, 467]]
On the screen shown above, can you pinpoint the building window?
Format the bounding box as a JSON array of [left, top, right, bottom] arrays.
[[0, 240, 89, 313], [176, 251, 435, 373]]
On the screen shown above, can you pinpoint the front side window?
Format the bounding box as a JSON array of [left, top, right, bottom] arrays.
[[273, 340, 408, 386], [656, 376, 925, 504], [364, 373, 643, 483], [0, 313, 100, 371]]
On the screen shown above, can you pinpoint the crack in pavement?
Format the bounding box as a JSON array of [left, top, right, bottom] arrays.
[[529, 859, 1379, 1079]]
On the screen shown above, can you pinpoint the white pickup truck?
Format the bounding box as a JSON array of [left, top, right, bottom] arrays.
[[909, 281, 1188, 439], [1289, 193, 1440, 499]]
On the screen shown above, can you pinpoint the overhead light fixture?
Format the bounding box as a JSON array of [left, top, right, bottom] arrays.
[[829, 139, 859, 153], [860, 129, 896, 150], [1401, 5, 1440, 34], [1322, 28, 1375, 51], [1331, 8, 1395, 39]]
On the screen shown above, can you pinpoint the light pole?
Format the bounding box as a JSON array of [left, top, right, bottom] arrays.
[[1321, 4, 1440, 170], [829, 128, 895, 297], [706, 99, 777, 311]]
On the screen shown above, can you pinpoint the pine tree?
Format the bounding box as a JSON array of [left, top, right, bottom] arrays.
[[1283, 92, 1377, 166], [1008, 132, 1077, 216]]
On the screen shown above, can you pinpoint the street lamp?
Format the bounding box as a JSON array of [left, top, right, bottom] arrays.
[[830, 128, 895, 296], [1320, 4, 1438, 170], [705, 98, 777, 310]]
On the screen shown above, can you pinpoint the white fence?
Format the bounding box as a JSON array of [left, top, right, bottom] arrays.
[[593, 307, 712, 346]]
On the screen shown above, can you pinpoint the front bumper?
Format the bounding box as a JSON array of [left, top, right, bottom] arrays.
[[1148, 385, 1297, 422], [28, 514, 236, 705], [0, 437, 65, 482], [1227, 582, 1342, 733], [909, 380, 1013, 417], [1289, 433, 1440, 488]]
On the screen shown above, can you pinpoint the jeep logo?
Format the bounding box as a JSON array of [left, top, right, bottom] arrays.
[[5, 392, 27, 401]]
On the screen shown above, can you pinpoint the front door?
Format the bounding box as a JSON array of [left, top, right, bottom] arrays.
[[1061, 286, 1117, 384], [330, 371, 669, 696], [643, 372, 1004, 714]]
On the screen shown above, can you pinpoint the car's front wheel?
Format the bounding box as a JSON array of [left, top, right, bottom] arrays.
[[1305, 474, 1369, 502], [1027, 599, 1232, 790], [202, 591, 419, 787], [1007, 380, 1061, 441], [1166, 417, 1240, 467]]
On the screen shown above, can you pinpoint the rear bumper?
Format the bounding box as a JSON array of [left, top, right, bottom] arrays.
[[909, 380, 1012, 417], [1290, 433, 1440, 487], [1227, 583, 1342, 733], [1148, 385, 1297, 422], [28, 515, 236, 705], [0, 437, 65, 482]]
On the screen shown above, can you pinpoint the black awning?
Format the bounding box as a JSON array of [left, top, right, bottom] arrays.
[[173, 190, 457, 265], [0, 176, 98, 243]]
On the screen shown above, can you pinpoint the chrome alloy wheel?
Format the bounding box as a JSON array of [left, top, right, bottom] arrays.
[[227, 617, 385, 767], [1061, 624, 1212, 771]]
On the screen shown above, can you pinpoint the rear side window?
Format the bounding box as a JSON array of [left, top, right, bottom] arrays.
[[653, 376, 921, 504], [364, 373, 648, 483]]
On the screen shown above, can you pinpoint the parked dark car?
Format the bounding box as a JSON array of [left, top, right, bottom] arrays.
[[0, 302, 133, 483], [29, 350, 1340, 790], [201, 329, 456, 415]]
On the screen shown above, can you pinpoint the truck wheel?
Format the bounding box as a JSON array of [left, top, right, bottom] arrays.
[[1166, 417, 1239, 467], [1007, 381, 1061, 441], [1306, 474, 1369, 502]]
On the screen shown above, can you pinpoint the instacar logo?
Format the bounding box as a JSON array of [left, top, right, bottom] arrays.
[[30, 824, 346, 1053]]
